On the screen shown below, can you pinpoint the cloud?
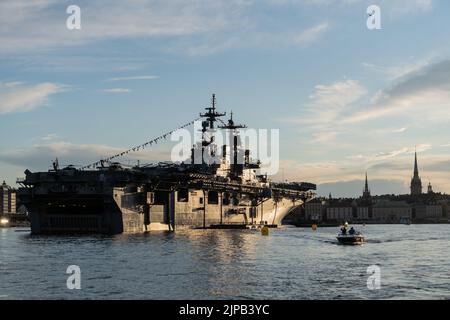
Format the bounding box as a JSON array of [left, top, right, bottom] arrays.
[[317, 179, 409, 198], [345, 60, 450, 124], [392, 127, 407, 133], [0, 141, 170, 170], [102, 88, 132, 93], [294, 23, 329, 46], [275, 148, 450, 196], [0, 0, 253, 54], [41, 133, 58, 141], [383, 0, 433, 17], [309, 80, 367, 110], [290, 79, 367, 143], [265, 0, 364, 7], [423, 159, 450, 172], [312, 131, 339, 143], [364, 153, 450, 193], [0, 82, 64, 114], [0, 1, 333, 56], [106, 75, 159, 82], [348, 144, 432, 162], [0, 0, 435, 56], [265, 0, 433, 17], [362, 59, 431, 81], [179, 21, 331, 56], [300, 79, 368, 125]]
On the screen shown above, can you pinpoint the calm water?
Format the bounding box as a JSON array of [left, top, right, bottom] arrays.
[[1, 225, 449, 300]]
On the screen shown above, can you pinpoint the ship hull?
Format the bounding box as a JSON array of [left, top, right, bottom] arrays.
[[25, 194, 125, 234], [141, 191, 302, 231], [21, 189, 302, 234]]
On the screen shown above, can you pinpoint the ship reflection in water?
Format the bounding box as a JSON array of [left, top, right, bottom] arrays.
[[1, 224, 450, 299]]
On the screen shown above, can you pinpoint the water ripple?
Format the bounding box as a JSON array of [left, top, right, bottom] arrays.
[[1, 225, 449, 299]]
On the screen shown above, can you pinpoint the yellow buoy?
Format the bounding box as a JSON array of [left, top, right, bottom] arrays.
[[261, 225, 269, 236], [312, 224, 318, 231]]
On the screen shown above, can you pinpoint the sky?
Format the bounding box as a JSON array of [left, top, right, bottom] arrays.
[[0, 0, 449, 197]]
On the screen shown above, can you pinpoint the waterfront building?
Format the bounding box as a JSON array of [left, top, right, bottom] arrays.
[[410, 150, 423, 196], [1, 180, 16, 214], [326, 205, 353, 222], [282, 198, 326, 225], [304, 200, 325, 222], [414, 205, 443, 222], [372, 200, 412, 223], [356, 206, 370, 220]]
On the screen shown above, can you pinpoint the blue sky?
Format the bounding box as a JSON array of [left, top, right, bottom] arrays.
[[1, 0, 450, 197]]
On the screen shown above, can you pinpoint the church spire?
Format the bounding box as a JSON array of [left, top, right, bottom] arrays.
[[414, 147, 419, 177], [364, 172, 369, 193], [362, 172, 371, 202], [411, 147, 423, 196]]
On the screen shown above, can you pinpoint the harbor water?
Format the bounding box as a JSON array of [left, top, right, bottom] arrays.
[[1, 225, 449, 300]]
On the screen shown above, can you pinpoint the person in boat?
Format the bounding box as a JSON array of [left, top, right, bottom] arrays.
[[340, 226, 347, 235], [349, 227, 356, 235]]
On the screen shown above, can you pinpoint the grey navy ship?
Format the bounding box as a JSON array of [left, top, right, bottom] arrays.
[[17, 95, 316, 234]]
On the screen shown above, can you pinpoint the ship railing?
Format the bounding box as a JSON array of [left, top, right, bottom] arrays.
[[16, 177, 31, 188], [183, 178, 315, 200]]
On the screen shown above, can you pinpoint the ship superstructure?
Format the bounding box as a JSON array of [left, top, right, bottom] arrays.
[[17, 95, 315, 234]]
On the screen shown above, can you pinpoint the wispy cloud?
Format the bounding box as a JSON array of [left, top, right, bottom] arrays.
[[0, 0, 252, 54], [294, 22, 329, 46], [362, 59, 431, 81], [384, 0, 433, 17], [345, 59, 450, 124], [312, 131, 339, 143], [348, 144, 432, 162], [106, 75, 158, 82], [0, 82, 64, 114], [265, 0, 433, 17], [392, 127, 407, 133], [276, 146, 450, 196], [0, 1, 334, 56], [102, 88, 132, 93], [290, 79, 367, 143], [0, 141, 170, 170], [41, 133, 58, 141]]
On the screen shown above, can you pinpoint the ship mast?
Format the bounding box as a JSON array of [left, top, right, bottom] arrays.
[[219, 111, 247, 178], [199, 94, 226, 131], [197, 94, 226, 165]]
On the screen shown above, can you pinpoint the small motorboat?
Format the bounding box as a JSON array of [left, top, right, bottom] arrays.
[[337, 233, 365, 245], [399, 217, 411, 225]]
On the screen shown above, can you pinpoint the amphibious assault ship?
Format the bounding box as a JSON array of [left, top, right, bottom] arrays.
[[17, 95, 316, 234]]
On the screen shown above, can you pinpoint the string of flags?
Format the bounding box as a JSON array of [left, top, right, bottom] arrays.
[[80, 118, 200, 170]]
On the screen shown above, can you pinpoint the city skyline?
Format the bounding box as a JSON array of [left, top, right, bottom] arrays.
[[1, 0, 450, 196], [0, 142, 441, 199]]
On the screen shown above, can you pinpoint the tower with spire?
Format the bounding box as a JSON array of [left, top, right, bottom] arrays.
[[427, 182, 434, 194], [363, 172, 371, 199], [361, 172, 372, 205], [410, 149, 423, 196]]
